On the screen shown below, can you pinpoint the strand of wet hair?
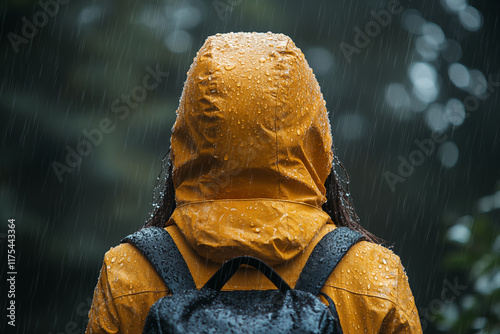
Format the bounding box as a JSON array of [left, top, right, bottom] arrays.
[[322, 148, 382, 244]]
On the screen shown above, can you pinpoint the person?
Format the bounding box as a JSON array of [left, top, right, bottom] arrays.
[[86, 32, 422, 333]]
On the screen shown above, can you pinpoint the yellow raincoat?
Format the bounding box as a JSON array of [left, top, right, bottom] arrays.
[[86, 32, 422, 333]]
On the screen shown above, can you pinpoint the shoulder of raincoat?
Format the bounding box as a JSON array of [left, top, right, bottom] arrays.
[[86, 32, 422, 334]]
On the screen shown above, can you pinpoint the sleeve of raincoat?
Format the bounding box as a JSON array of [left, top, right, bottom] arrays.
[[379, 258, 422, 333], [85, 243, 169, 334], [323, 241, 422, 334], [85, 261, 120, 334]]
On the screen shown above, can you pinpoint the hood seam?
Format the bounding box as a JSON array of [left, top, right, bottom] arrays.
[[174, 198, 330, 212], [273, 70, 282, 200]]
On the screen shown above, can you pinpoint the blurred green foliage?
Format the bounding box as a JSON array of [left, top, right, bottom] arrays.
[[432, 188, 500, 333], [1, 0, 499, 333]]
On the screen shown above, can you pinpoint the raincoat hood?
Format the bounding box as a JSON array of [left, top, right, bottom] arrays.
[[170, 32, 333, 264]]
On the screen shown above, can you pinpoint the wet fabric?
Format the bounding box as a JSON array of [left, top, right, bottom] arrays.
[[123, 227, 361, 333], [86, 224, 422, 333], [86, 32, 422, 334], [170, 32, 333, 265]]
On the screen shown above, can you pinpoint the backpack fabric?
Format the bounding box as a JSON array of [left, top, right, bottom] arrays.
[[122, 227, 362, 334]]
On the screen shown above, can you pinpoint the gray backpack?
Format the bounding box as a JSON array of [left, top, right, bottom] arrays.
[[122, 226, 362, 334]]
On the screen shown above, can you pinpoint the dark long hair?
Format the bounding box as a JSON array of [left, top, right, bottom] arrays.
[[145, 151, 176, 229], [321, 150, 381, 244], [144, 149, 381, 244]]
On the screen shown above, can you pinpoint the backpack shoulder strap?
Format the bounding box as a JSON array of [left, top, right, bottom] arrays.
[[295, 227, 363, 296], [121, 227, 196, 293]]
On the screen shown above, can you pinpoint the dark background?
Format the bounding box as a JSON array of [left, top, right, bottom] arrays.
[[1, 0, 499, 333]]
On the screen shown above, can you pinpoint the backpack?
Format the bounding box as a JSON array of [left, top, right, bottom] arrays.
[[122, 226, 362, 334]]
